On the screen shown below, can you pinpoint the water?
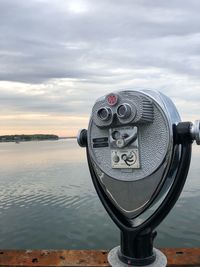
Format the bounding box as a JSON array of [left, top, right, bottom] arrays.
[[0, 139, 199, 249]]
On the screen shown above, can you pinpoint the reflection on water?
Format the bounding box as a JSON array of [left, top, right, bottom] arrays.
[[0, 140, 199, 249]]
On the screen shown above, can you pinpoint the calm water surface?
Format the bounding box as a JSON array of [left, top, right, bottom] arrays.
[[0, 139, 199, 249]]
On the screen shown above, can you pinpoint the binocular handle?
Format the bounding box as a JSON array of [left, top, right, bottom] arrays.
[[175, 121, 200, 145], [190, 120, 200, 145]]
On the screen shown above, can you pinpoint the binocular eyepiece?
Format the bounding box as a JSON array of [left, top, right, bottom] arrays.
[[96, 103, 133, 122], [77, 89, 200, 267]]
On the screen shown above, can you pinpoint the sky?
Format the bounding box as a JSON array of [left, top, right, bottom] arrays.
[[0, 0, 200, 137]]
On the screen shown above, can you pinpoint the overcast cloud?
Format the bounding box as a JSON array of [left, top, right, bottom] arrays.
[[0, 0, 200, 135]]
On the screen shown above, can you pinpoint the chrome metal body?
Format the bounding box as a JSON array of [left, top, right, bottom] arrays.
[[77, 89, 200, 266], [87, 90, 181, 219]]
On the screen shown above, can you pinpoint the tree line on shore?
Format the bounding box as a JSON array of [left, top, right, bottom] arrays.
[[0, 134, 59, 142]]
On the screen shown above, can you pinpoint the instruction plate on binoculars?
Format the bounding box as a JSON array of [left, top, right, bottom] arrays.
[[111, 149, 140, 169]]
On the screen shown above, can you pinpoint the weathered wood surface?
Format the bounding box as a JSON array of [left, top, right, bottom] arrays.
[[0, 248, 199, 266]]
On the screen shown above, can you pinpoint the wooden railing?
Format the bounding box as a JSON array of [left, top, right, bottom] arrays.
[[0, 248, 200, 266]]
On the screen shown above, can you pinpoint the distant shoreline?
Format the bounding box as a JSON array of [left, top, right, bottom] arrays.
[[59, 136, 76, 139], [0, 134, 57, 143], [0, 135, 77, 143]]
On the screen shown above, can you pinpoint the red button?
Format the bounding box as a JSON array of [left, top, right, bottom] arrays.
[[107, 94, 118, 106]]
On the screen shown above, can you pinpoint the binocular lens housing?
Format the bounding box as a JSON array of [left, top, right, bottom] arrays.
[[97, 107, 112, 121], [117, 103, 132, 119]]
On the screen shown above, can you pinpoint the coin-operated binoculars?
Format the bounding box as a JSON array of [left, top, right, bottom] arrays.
[[77, 90, 200, 266]]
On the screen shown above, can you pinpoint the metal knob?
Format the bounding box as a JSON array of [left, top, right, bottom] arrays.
[[77, 129, 87, 147], [190, 120, 200, 145]]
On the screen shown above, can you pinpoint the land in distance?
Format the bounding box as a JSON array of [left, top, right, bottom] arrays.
[[0, 134, 59, 143]]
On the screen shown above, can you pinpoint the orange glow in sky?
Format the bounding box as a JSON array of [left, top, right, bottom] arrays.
[[0, 114, 89, 137]]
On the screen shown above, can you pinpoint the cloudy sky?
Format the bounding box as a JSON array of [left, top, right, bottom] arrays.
[[0, 0, 200, 136]]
